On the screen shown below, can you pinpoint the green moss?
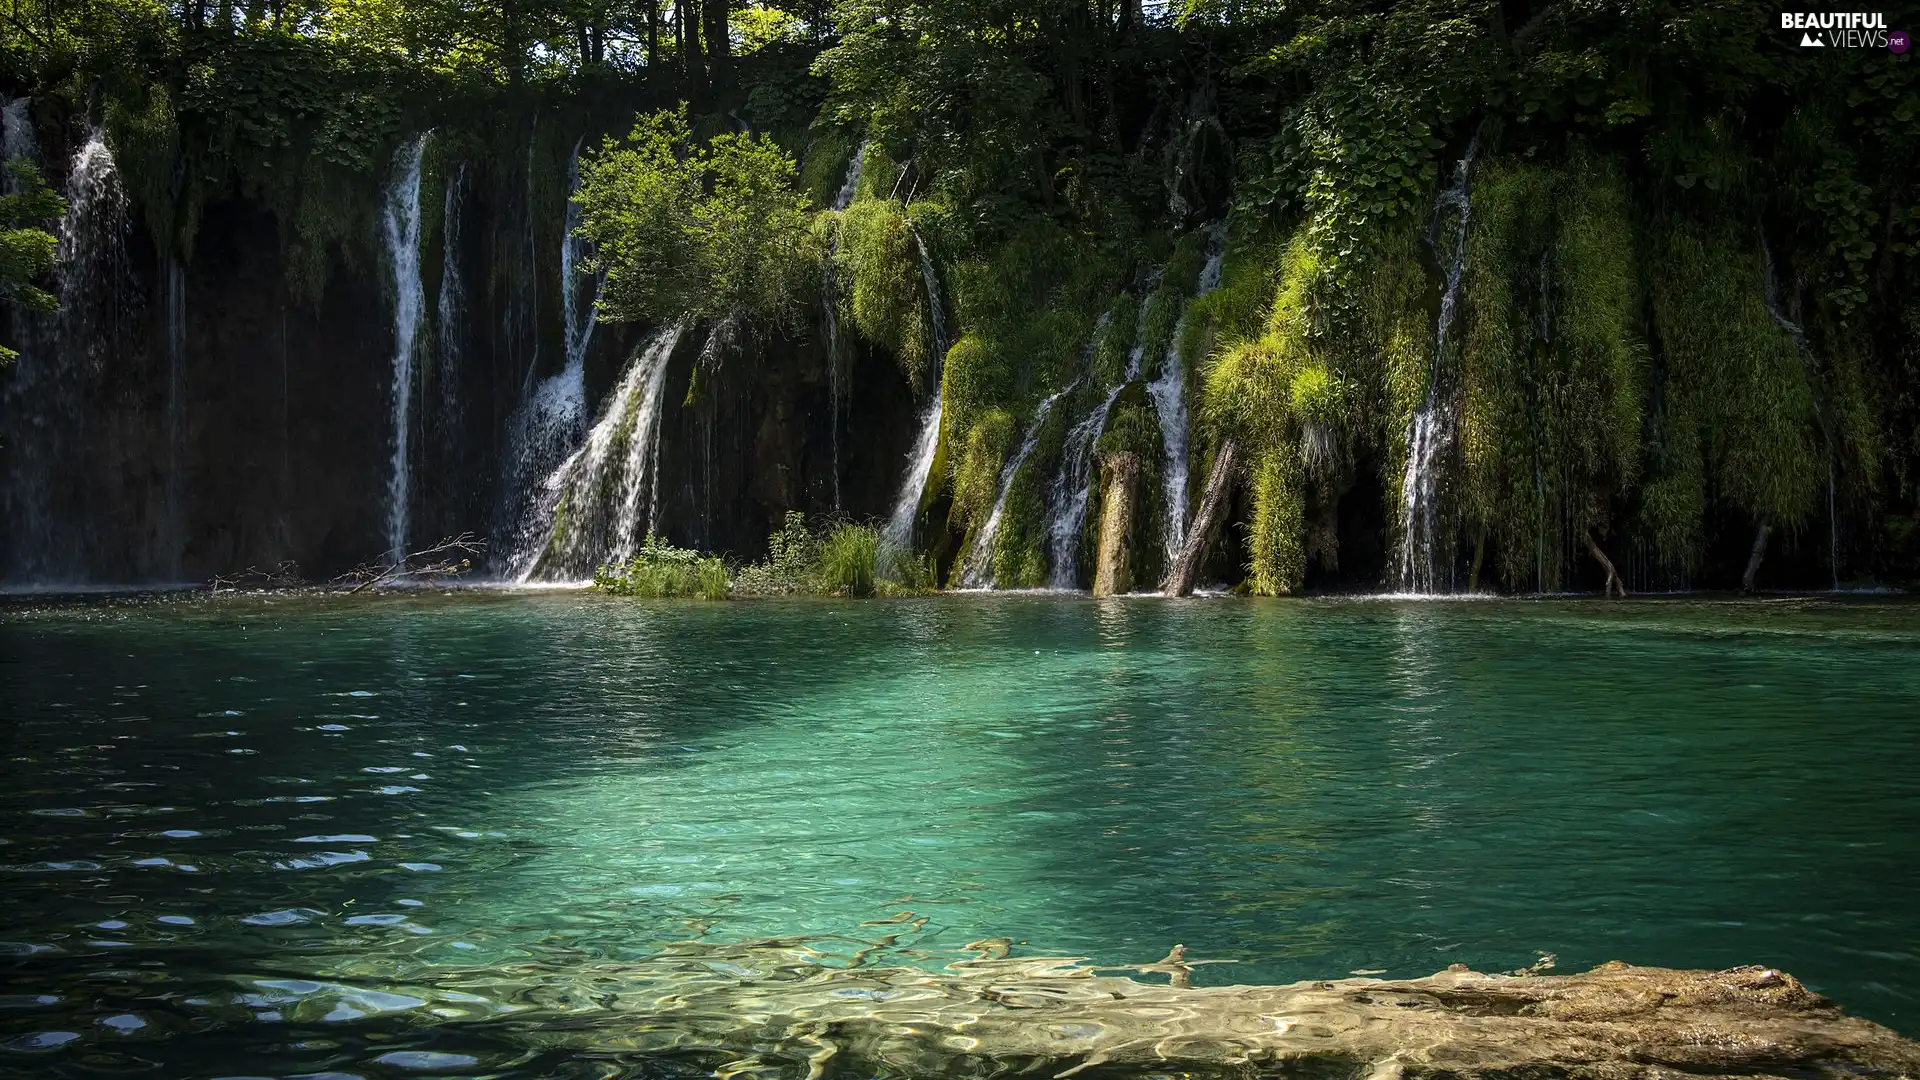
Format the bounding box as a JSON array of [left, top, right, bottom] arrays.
[[1648, 219, 1822, 565], [1248, 446, 1306, 596], [951, 406, 1015, 532], [837, 198, 928, 388]]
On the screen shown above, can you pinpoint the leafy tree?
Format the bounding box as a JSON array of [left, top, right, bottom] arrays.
[[0, 161, 65, 366]]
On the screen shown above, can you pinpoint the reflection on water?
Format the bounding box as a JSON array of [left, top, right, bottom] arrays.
[[1, 592, 1918, 1076]]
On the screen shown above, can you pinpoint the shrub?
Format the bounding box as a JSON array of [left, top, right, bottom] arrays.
[[593, 536, 731, 599]]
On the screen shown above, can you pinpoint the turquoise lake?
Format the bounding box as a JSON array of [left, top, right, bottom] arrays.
[[2, 592, 1918, 1076]]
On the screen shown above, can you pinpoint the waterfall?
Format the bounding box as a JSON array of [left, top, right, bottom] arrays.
[[520, 321, 687, 581], [436, 163, 467, 443], [561, 136, 601, 377], [1044, 315, 1145, 589], [1150, 225, 1227, 563], [881, 230, 950, 550], [1, 98, 33, 178], [1395, 138, 1478, 593], [165, 257, 187, 578], [822, 145, 866, 509], [501, 137, 607, 573], [381, 134, 429, 563], [959, 384, 1073, 588], [2, 125, 128, 582]]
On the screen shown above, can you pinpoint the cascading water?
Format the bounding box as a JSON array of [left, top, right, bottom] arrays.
[[880, 230, 951, 551], [520, 322, 687, 581], [1149, 225, 1226, 564], [501, 136, 607, 574], [381, 134, 429, 563], [959, 384, 1073, 588], [436, 163, 467, 441], [561, 136, 601, 378], [1, 97, 32, 179], [165, 256, 187, 578], [3, 124, 127, 583], [822, 145, 866, 509], [1395, 138, 1478, 593], [1044, 313, 1145, 588]]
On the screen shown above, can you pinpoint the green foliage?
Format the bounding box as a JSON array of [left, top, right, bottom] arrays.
[[835, 198, 928, 387], [950, 403, 1013, 530], [816, 522, 879, 597], [579, 106, 821, 327], [1248, 445, 1305, 596], [594, 535, 731, 599], [734, 512, 900, 596], [0, 161, 65, 365], [1646, 220, 1822, 565]]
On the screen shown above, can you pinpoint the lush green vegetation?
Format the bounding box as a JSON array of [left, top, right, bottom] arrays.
[[6, 0, 1919, 589], [0, 162, 63, 364], [597, 514, 932, 598], [594, 535, 732, 598]]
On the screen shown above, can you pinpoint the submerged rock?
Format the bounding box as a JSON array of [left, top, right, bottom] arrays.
[[485, 942, 1920, 1079]]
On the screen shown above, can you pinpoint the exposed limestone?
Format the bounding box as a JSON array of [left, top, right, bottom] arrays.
[[446, 938, 1920, 1080]]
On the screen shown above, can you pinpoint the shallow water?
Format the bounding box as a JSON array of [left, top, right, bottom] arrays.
[[2, 591, 1918, 1075]]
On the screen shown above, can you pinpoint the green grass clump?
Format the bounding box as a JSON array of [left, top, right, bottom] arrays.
[[734, 512, 917, 597], [594, 536, 731, 599], [817, 523, 879, 597]]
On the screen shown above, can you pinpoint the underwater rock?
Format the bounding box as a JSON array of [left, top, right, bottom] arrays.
[[491, 942, 1920, 1080]]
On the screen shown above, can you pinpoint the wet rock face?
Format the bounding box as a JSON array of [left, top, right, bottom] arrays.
[[488, 947, 1920, 1080]]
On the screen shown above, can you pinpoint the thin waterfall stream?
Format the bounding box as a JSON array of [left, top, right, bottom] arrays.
[[881, 230, 950, 551], [1149, 225, 1226, 564], [1395, 137, 1478, 593], [380, 134, 429, 562], [822, 144, 866, 510], [959, 383, 1073, 588]]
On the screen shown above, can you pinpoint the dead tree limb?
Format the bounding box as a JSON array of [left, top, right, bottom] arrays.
[[1163, 438, 1240, 597], [342, 534, 488, 593], [1583, 531, 1626, 598]]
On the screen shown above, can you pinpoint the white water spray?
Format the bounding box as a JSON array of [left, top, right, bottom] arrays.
[[521, 322, 688, 581], [881, 230, 951, 551], [1150, 225, 1226, 563], [381, 134, 429, 562], [960, 384, 1073, 588], [1396, 139, 1478, 593]]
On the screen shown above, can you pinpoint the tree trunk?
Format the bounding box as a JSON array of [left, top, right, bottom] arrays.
[[1741, 518, 1773, 593], [1163, 438, 1240, 597], [705, 0, 729, 81], [646, 0, 659, 72], [1583, 531, 1626, 598], [1092, 452, 1139, 597]]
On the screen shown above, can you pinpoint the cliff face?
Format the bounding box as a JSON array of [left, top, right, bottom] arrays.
[[0, 125, 920, 587]]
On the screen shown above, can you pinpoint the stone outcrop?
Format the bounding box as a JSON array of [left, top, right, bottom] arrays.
[[462, 938, 1920, 1080]]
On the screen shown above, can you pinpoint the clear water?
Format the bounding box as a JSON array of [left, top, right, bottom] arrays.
[[3, 592, 1917, 1075]]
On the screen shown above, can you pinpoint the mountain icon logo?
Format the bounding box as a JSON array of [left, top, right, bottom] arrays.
[[1800, 31, 1825, 45]]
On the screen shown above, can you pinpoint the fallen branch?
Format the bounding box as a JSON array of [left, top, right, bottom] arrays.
[[338, 534, 488, 594], [1583, 532, 1626, 598], [210, 561, 304, 593], [1163, 437, 1240, 597]]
